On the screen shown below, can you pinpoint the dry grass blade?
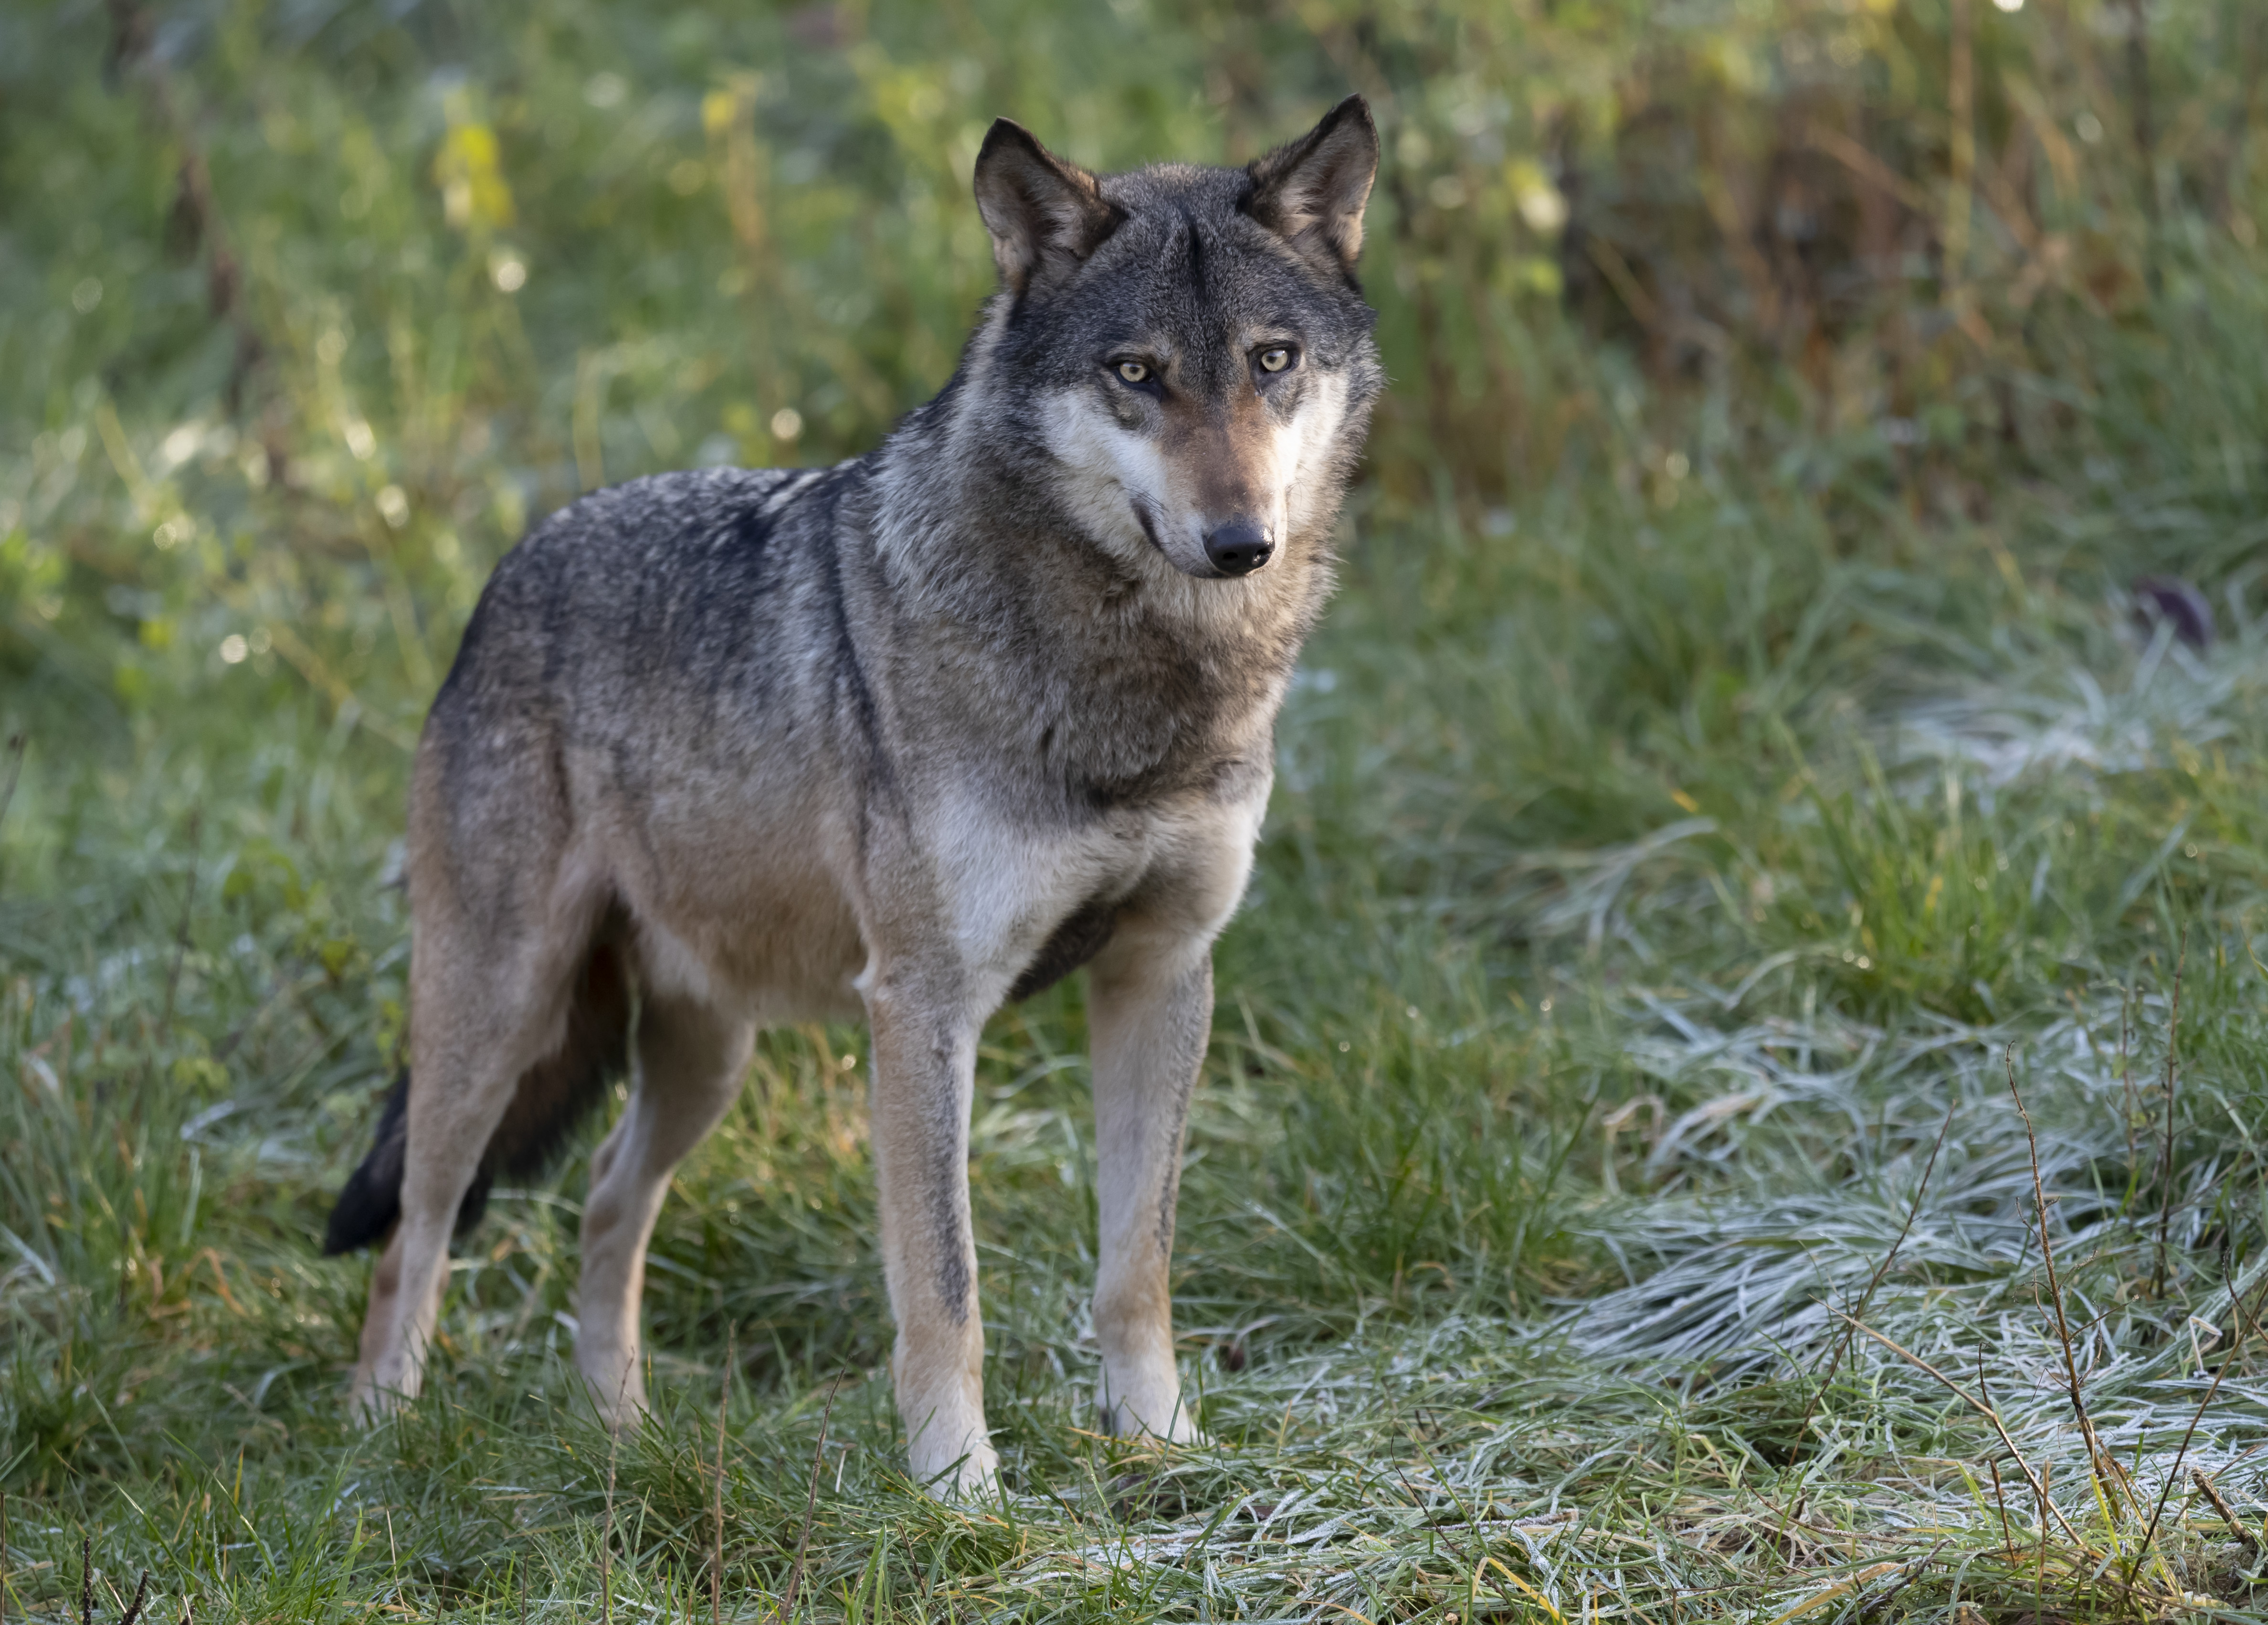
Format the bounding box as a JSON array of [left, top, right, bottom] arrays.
[[2003, 1047, 2123, 1517]]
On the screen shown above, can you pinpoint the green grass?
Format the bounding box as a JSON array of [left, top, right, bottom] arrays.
[[8, 0, 2268, 1619]]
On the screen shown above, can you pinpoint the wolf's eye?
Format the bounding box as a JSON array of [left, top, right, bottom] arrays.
[[1116, 360, 1150, 385], [1257, 347, 1294, 374]]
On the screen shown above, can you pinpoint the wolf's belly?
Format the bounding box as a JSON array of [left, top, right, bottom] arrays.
[[619, 858, 867, 1025]]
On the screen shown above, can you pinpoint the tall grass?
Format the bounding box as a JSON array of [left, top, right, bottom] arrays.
[[5, 0, 2268, 1619]]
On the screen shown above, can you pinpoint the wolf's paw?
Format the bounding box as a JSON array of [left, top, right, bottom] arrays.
[[914, 1440, 1002, 1501], [1099, 1393, 1207, 1448], [346, 1378, 409, 1428]]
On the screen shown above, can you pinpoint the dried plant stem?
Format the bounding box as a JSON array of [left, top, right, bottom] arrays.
[[116, 1572, 150, 1625], [2036, 1458, 2051, 1618], [2004, 1047, 2123, 1517], [1796, 1090, 1959, 1457], [2119, 981, 2137, 1187], [2130, 1269, 2268, 1584], [715, 1327, 732, 1625], [1826, 1309, 2088, 1549], [2193, 1469, 2261, 1553], [779, 1377, 844, 1625], [2151, 932, 2186, 1297], [602, 1365, 632, 1625]]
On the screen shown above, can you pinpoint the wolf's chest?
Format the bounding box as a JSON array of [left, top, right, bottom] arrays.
[[924, 782, 1265, 1008]]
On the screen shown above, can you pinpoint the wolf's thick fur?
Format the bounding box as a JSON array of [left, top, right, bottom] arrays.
[[327, 98, 1382, 1494]]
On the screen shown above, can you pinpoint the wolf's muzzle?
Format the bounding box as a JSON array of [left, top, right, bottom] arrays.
[[1203, 521, 1273, 576]]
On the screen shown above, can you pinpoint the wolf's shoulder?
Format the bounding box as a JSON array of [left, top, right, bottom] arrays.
[[442, 463, 856, 686], [517, 465, 841, 564]]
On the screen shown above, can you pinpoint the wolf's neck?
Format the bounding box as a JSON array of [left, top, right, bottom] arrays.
[[860, 394, 1321, 802]]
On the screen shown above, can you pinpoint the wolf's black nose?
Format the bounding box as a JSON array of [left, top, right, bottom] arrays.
[[1203, 522, 1272, 576]]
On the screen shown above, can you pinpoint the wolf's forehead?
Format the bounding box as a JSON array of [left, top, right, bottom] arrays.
[[1091, 207, 1314, 339]]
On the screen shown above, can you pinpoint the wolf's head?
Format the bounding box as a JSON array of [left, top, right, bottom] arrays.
[[968, 98, 1383, 583]]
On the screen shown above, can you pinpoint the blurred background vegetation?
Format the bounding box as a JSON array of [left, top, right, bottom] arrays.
[[5, 1, 2268, 1618], [7, 0, 2262, 765]]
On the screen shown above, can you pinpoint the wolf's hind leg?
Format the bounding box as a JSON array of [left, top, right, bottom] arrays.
[[349, 890, 617, 1418], [576, 993, 753, 1427], [1087, 922, 1212, 1444], [348, 1018, 531, 1417]]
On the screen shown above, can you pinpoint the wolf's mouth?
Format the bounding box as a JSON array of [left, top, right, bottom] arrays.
[[1128, 496, 1243, 580], [1129, 496, 1169, 559]]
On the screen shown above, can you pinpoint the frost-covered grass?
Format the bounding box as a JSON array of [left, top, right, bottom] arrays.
[[9, 532, 2268, 1623]]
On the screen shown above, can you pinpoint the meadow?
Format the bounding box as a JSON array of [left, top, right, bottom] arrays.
[[5, 0, 2268, 1618]]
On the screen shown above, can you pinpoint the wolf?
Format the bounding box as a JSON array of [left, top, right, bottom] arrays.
[[323, 96, 1382, 1496]]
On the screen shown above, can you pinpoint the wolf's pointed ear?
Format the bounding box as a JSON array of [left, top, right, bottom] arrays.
[[973, 119, 1124, 297], [1244, 95, 1379, 276]]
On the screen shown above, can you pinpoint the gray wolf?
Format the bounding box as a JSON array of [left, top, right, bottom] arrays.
[[323, 96, 1382, 1496]]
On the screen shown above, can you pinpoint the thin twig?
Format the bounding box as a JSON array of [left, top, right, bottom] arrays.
[[2005, 1046, 2122, 1516], [1825, 1309, 2088, 1548], [116, 1572, 150, 1625], [715, 1327, 731, 1625], [2152, 931, 2185, 1297], [779, 1376, 844, 1625], [1795, 1091, 1959, 1453], [2193, 1469, 2261, 1553], [2036, 1458, 2051, 1619], [2130, 1267, 2268, 1583], [79, 1537, 92, 1625], [2120, 981, 2137, 1193], [1979, 1346, 2021, 1556], [1855, 1539, 1943, 1623], [602, 1365, 632, 1625]]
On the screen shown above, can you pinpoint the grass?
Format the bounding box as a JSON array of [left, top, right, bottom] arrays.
[[7, 0, 2268, 1619]]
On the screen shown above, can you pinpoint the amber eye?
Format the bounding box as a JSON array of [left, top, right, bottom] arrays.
[[1257, 347, 1293, 373], [1116, 360, 1150, 384]]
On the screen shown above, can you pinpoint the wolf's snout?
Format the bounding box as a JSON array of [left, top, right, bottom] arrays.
[[1203, 521, 1273, 577]]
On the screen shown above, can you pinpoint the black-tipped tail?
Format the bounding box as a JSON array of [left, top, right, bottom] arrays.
[[322, 941, 633, 1255], [325, 1071, 411, 1255]]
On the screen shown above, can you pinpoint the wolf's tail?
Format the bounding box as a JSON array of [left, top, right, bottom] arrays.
[[322, 943, 633, 1255]]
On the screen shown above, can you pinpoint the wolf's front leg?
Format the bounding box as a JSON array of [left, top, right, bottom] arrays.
[[865, 969, 997, 1496], [1086, 923, 1212, 1443]]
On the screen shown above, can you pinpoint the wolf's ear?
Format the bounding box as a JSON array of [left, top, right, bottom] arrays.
[[1244, 95, 1379, 276], [973, 119, 1125, 297]]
